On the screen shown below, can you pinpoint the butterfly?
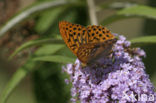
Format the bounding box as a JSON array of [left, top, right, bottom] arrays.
[[59, 21, 117, 65]]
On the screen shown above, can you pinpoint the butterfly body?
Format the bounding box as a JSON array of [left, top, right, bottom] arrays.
[[59, 21, 117, 65]]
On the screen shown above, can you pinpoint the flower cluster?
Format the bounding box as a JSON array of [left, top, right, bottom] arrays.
[[62, 35, 156, 103]]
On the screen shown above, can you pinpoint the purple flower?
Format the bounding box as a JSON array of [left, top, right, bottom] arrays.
[[63, 34, 156, 103]]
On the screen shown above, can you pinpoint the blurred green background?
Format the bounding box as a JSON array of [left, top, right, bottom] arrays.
[[0, 0, 156, 103]]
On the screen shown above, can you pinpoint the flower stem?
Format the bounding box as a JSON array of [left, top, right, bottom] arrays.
[[87, 0, 98, 25]]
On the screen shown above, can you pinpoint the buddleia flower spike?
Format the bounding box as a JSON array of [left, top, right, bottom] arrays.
[[61, 24, 156, 102]]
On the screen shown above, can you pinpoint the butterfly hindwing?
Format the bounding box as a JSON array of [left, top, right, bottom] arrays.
[[87, 25, 115, 43], [77, 38, 117, 64], [77, 43, 94, 63], [59, 21, 88, 56]]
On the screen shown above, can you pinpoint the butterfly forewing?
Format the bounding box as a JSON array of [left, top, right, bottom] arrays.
[[59, 21, 88, 56]]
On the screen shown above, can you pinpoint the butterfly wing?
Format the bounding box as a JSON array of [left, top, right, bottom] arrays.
[[59, 21, 117, 64], [77, 43, 94, 63], [59, 21, 89, 56], [87, 25, 115, 43], [77, 39, 117, 64], [77, 25, 117, 64]]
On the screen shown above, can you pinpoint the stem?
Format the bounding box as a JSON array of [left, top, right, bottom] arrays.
[[87, 0, 98, 25]]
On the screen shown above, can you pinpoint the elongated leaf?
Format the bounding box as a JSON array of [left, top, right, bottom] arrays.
[[9, 38, 63, 60], [0, 59, 37, 103], [101, 5, 156, 25], [41, 3, 87, 37], [118, 5, 156, 19], [35, 7, 63, 33], [33, 55, 75, 63], [130, 36, 156, 47], [55, 46, 75, 58], [33, 62, 71, 103], [101, 15, 127, 26], [35, 44, 65, 55], [0, 0, 69, 37]]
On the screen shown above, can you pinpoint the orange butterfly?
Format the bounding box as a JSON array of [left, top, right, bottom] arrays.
[[59, 21, 117, 65]]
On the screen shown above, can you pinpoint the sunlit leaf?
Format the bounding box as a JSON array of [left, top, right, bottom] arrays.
[[55, 46, 76, 58], [0, 0, 69, 37], [35, 7, 63, 33], [118, 5, 156, 19], [33, 55, 75, 63], [9, 38, 63, 60], [35, 44, 65, 55], [101, 5, 156, 25], [130, 36, 156, 47]]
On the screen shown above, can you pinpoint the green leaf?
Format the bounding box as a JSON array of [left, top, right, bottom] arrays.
[[35, 44, 65, 55], [41, 3, 87, 37], [9, 38, 63, 60], [0, 59, 37, 103], [33, 55, 75, 63], [100, 15, 126, 26], [101, 5, 156, 25], [33, 62, 71, 103], [35, 7, 63, 33], [55, 46, 76, 58], [118, 5, 156, 19], [0, 0, 69, 37], [130, 36, 156, 47]]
